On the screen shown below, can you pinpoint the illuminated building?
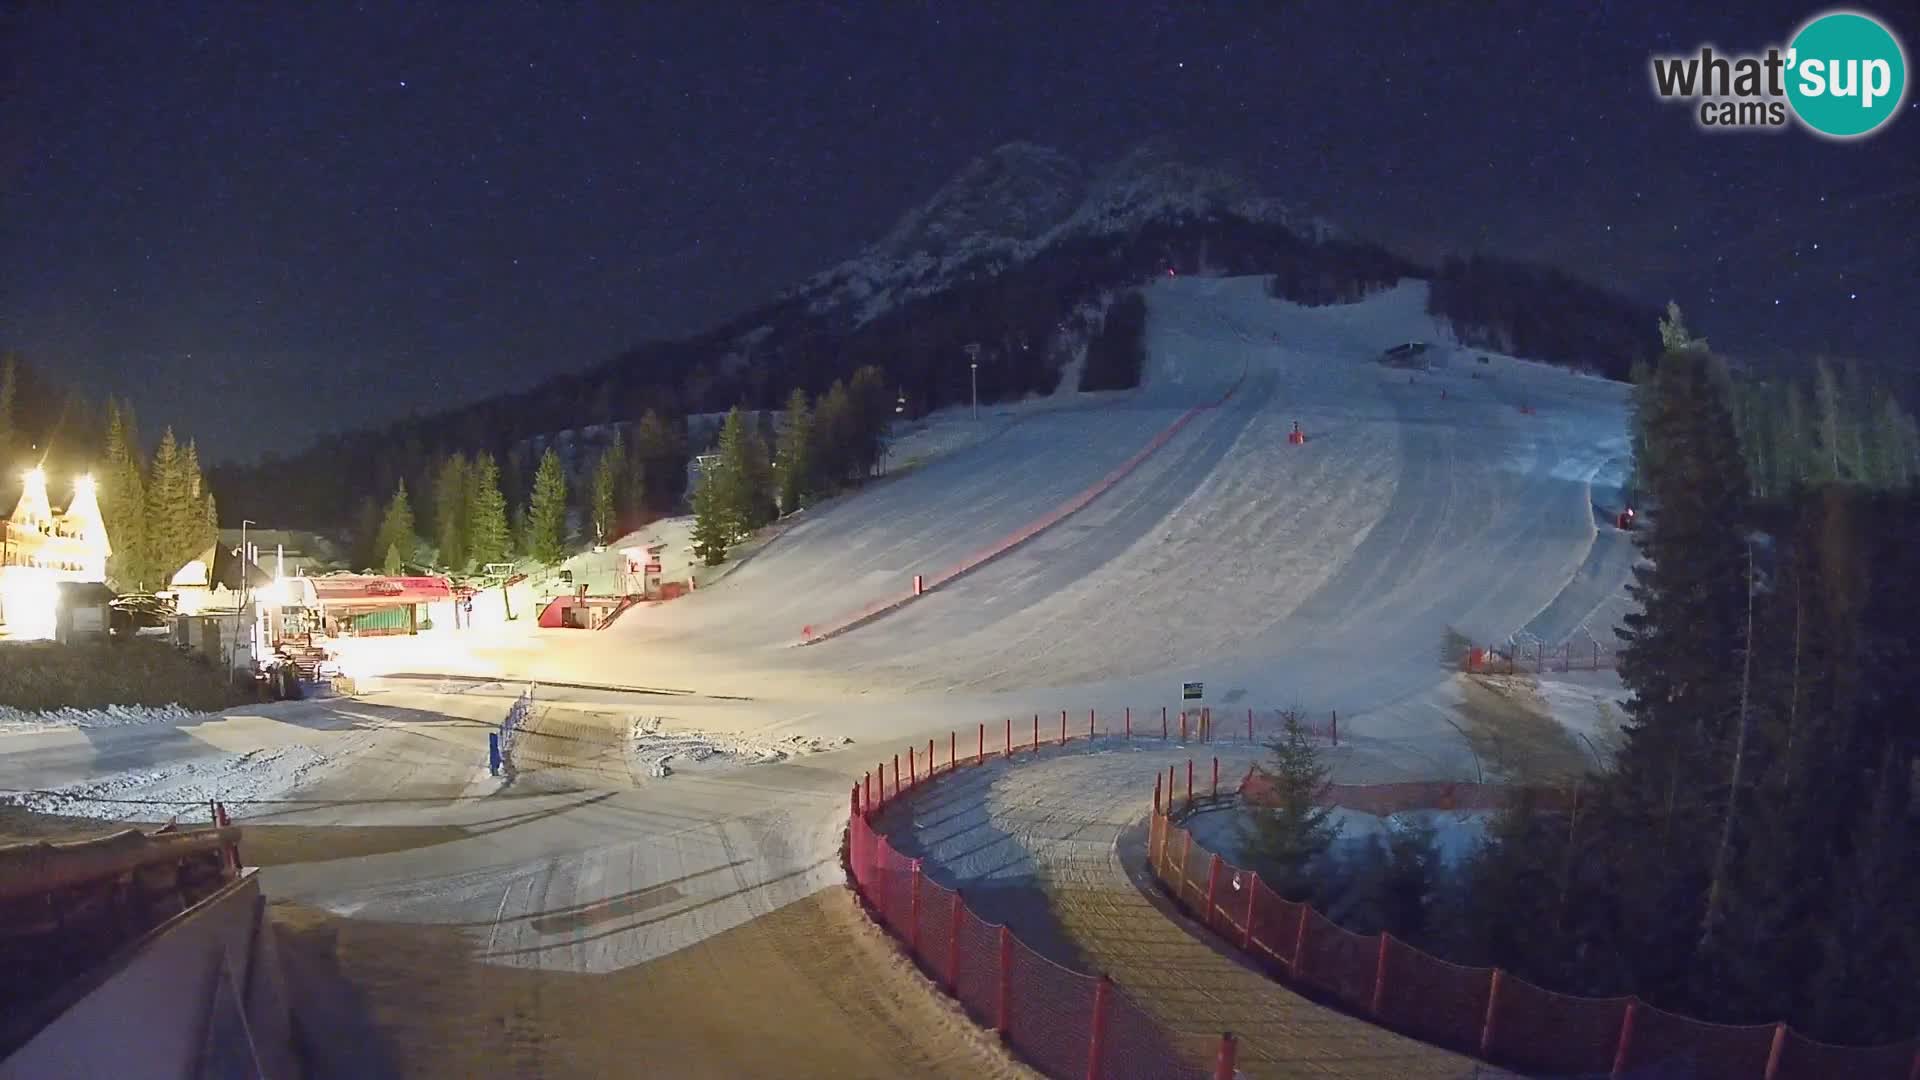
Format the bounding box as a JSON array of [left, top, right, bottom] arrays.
[[0, 469, 112, 639]]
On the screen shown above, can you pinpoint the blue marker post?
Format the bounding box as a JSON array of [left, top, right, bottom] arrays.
[[489, 733, 502, 776]]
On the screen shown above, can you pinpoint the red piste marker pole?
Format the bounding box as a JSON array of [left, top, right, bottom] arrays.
[[1162, 706, 1168, 739], [949, 732, 955, 773], [1004, 716, 1012, 758], [1060, 709, 1067, 747], [1089, 708, 1095, 742], [1125, 706, 1131, 739], [978, 722, 984, 763], [908, 746, 916, 787], [1032, 713, 1039, 751]]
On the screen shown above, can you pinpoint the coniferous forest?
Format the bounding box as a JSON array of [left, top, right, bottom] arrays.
[[1248, 308, 1919, 1047]]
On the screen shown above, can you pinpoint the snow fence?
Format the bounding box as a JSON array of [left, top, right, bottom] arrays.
[[1149, 769, 1920, 1080], [843, 702, 1310, 1079]]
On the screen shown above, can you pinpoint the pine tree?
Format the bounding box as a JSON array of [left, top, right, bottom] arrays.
[[631, 410, 683, 512], [690, 462, 731, 566], [465, 453, 511, 568], [715, 408, 772, 537], [374, 480, 417, 573], [1609, 341, 1753, 993], [776, 388, 814, 514], [181, 439, 216, 564], [100, 399, 149, 589], [812, 380, 853, 488], [433, 454, 470, 571], [526, 447, 569, 564], [1239, 710, 1341, 900], [590, 438, 623, 544], [848, 365, 893, 478], [143, 428, 192, 584], [383, 541, 406, 575]]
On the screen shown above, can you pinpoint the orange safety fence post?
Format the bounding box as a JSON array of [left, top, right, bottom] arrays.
[[1202, 706, 1211, 741], [978, 722, 985, 763], [1212, 756, 1219, 799], [1762, 1023, 1787, 1080], [949, 732, 955, 773], [1032, 713, 1039, 751], [1125, 706, 1132, 739], [1162, 705, 1168, 739], [909, 859, 923, 951], [996, 926, 1014, 1039], [1242, 872, 1257, 950], [1213, 1032, 1238, 1080], [1178, 830, 1194, 898], [864, 771, 873, 813], [1611, 1000, 1640, 1077], [850, 783, 860, 821], [1086, 974, 1113, 1080], [929, 739, 935, 779], [1292, 903, 1310, 976], [1060, 709, 1067, 747], [1089, 707, 1095, 742], [946, 889, 964, 994], [893, 754, 901, 798], [1371, 933, 1390, 1017], [1205, 853, 1223, 927], [1480, 969, 1503, 1059], [1153, 774, 1162, 815], [1168, 765, 1176, 810], [1005, 716, 1012, 758], [909, 746, 916, 787], [1186, 759, 1195, 809]]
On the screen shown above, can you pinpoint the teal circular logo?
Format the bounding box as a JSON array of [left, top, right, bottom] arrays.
[[1786, 11, 1907, 138]]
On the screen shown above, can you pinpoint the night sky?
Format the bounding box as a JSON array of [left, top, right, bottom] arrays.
[[5, 2, 1916, 463]]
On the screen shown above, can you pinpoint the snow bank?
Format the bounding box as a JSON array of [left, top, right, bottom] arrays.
[[0, 703, 207, 735], [627, 716, 851, 777], [0, 744, 332, 822]]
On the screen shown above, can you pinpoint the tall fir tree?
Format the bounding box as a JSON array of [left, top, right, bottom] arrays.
[[433, 453, 470, 571], [1609, 329, 1753, 995], [1239, 711, 1341, 900], [590, 437, 623, 544], [374, 479, 417, 573], [526, 447, 569, 563], [464, 453, 512, 568], [100, 399, 149, 589], [689, 460, 731, 566], [776, 388, 814, 514], [142, 428, 193, 582]]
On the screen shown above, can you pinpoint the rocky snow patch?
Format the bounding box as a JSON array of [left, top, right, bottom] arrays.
[[0, 744, 332, 822], [0, 703, 206, 735], [627, 716, 851, 778]]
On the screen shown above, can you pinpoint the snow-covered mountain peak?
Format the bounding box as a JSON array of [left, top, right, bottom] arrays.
[[791, 141, 1337, 324], [872, 142, 1084, 261]]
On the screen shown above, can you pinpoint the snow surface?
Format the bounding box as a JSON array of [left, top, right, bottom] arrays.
[[0, 703, 208, 735], [0, 270, 1637, 1037]]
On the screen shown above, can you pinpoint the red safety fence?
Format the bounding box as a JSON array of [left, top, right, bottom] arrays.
[[845, 719, 1242, 1079], [1147, 774, 1920, 1080], [804, 372, 1246, 645], [1465, 639, 1620, 674]]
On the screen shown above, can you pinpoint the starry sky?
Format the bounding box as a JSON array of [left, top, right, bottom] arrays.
[[5, 1, 1916, 462]]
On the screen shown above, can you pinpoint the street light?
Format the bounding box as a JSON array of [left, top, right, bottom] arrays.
[[965, 343, 981, 421]]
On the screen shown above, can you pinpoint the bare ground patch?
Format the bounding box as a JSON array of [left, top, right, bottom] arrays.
[[1453, 674, 1590, 784], [272, 886, 1034, 1080]]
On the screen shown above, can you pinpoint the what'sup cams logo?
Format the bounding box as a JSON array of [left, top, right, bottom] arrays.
[[1651, 9, 1907, 138]]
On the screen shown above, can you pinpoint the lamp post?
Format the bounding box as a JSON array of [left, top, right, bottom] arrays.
[[965, 343, 981, 421], [233, 520, 254, 682]]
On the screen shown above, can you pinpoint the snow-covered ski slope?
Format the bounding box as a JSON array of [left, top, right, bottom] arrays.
[[607, 276, 1633, 716]]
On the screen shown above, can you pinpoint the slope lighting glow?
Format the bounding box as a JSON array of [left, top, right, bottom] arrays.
[[0, 575, 58, 641]]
